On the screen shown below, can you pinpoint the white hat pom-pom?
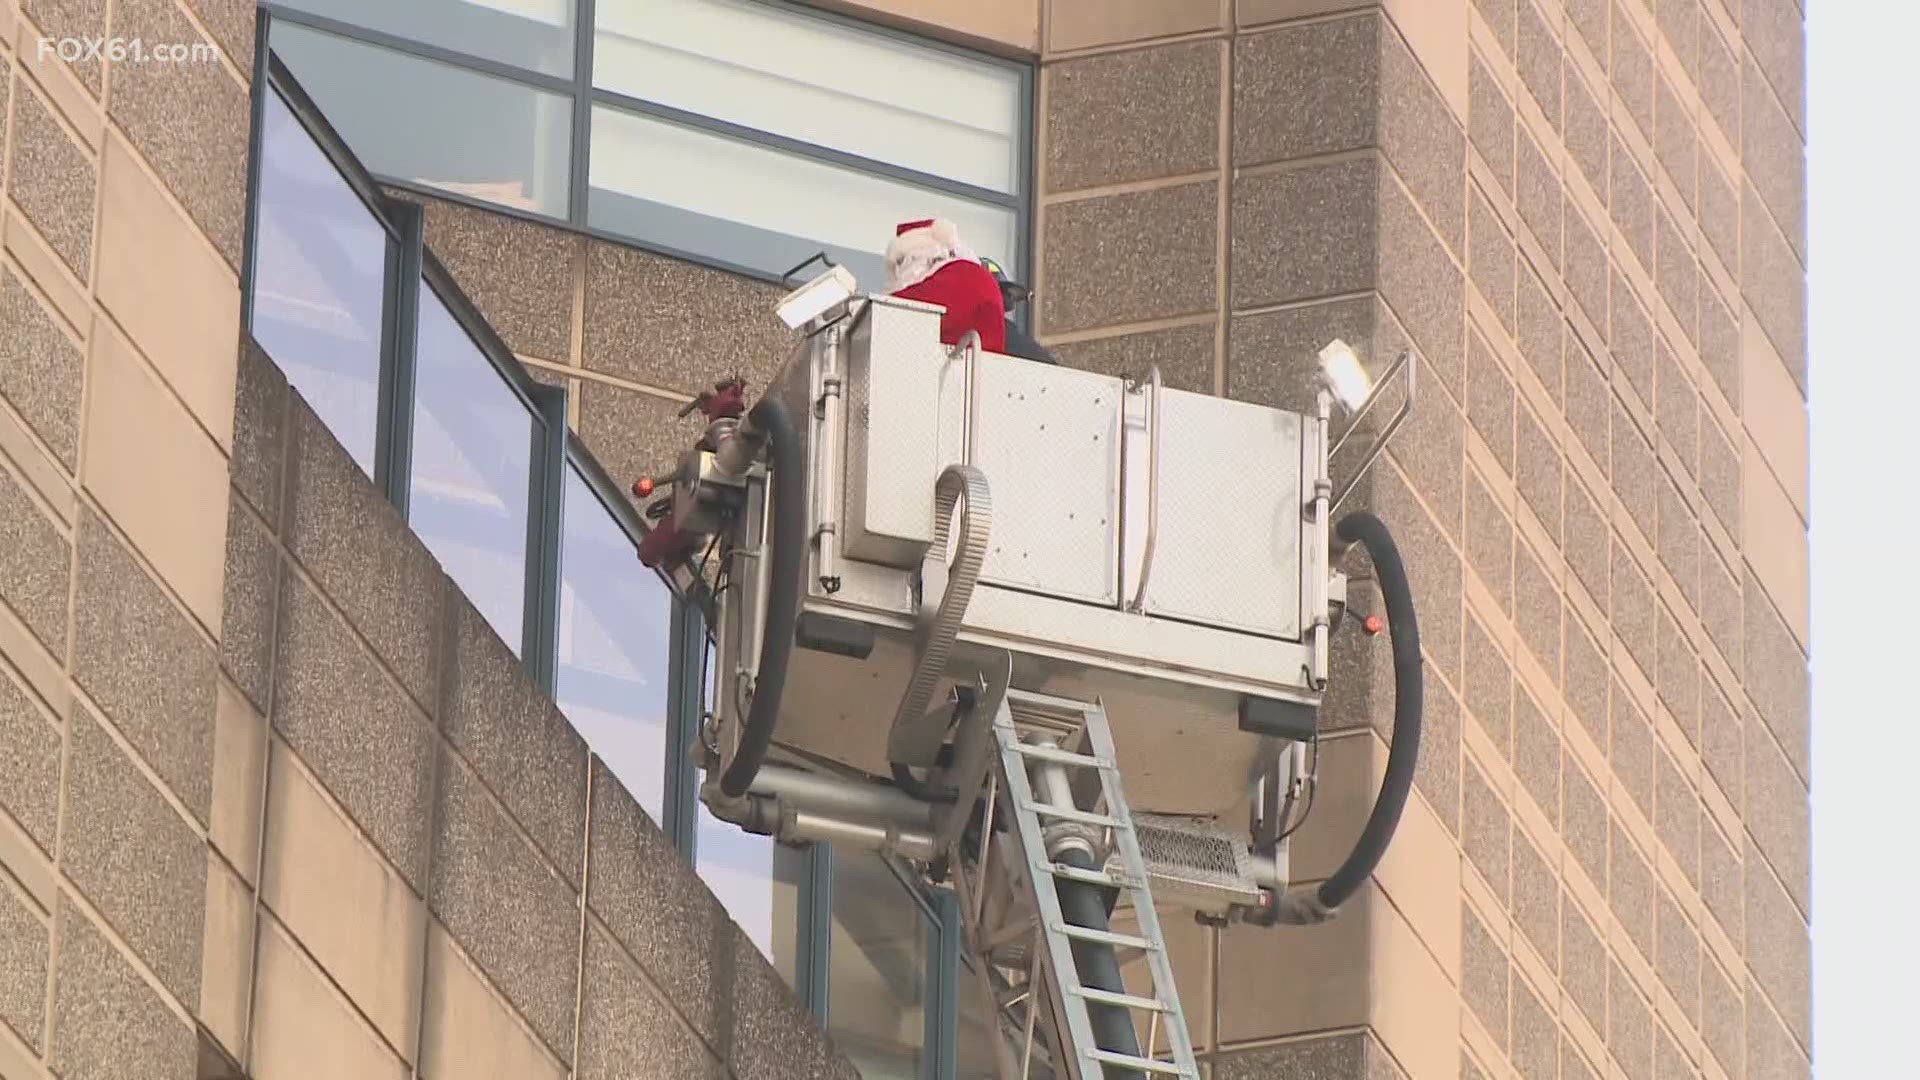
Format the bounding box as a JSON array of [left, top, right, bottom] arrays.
[[886, 218, 977, 292]]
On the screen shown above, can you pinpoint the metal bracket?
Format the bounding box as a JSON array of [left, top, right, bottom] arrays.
[[929, 653, 1012, 857], [1328, 348, 1417, 516]]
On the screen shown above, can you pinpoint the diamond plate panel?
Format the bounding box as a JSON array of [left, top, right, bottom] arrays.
[[969, 358, 1124, 605], [1134, 389, 1304, 639], [1131, 813, 1262, 908]]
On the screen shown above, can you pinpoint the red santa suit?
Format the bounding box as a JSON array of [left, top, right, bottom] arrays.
[[885, 219, 1007, 354]]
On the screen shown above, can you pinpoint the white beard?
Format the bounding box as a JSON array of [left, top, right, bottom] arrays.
[[885, 219, 979, 292]]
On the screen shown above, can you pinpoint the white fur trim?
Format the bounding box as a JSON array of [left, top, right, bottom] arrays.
[[885, 218, 978, 292]]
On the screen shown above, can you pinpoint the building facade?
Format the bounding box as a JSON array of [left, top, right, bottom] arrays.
[[0, 2, 1808, 1080]]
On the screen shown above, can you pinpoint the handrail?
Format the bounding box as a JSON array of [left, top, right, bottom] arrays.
[[1127, 366, 1164, 613], [955, 330, 982, 466]]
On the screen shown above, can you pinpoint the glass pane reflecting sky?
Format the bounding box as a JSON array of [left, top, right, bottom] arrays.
[[272, 21, 573, 217], [588, 104, 1015, 289], [409, 283, 534, 651], [554, 465, 672, 819], [691, 634, 804, 983], [696, 773, 806, 987], [829, 853, 928, 1079], [251, 87, 388, 476]]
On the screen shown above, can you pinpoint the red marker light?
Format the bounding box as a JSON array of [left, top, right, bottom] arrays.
[[1363, 614, 1386, 636], [634, 477, 655, 498]]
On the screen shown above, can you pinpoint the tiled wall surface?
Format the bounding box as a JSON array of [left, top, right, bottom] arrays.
[[0, 3, 855, 1078]]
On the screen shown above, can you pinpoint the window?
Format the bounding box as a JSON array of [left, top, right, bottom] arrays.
[[249, 85, 390, 475], [267, 0, 1030, 287], [593, 0, 1021, 194], [270, 20, 573, 217], [687, 634, 806, 983], [588, 105, 1016, 287], [554, 464, 676, 819], [407, 281, 539, 651], [246, 40, 990, 1080], [694, 792, 808, 983], [275, 0, 578, 77], [955, 961, 1003, 1079], [827, 853, 933, 1078]]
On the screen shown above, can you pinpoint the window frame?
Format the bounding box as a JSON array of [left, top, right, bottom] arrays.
[[248, 45, 567, 673], [243, 14, 983, 1074], [258, 0, 1035, 290]]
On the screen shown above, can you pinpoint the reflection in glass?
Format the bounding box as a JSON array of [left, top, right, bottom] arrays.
[[691, 636, 807, 986], [250, 87, 389, 476], [695, 772, 807, 988], [588, 105, 1017, 288], [271, 21, 573, 217], [277, 0, 578, 77], [594, 0, 1021, 194], [408, 283, 535, 651], [555, 466, 673, 819], [828, 853, 930, 1078]]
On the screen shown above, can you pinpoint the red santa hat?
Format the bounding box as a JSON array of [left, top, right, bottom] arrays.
[[886, 217, 978, 293]]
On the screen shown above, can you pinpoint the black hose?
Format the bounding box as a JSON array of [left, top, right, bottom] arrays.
[[718, 398, 806, 799], [1056, 850, 1144, 1078], [1315, 511, 1423, 910]]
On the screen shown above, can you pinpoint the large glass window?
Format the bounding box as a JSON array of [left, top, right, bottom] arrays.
[[687, 635, 804, 982], [554, 464, 675, 819], [276, 0, 578, 77], [827, 854, 933, 1078], [408, 282, 537, 651], [588, 105, 1016, 286], [955, 961, 1002, 1079], [266, 0, 1028, 283], [249, 41, 992, 1080], [249, 85, 390, 475], [592, 0, 1022, 194], [695, 772, 808, 985], [271, 20, 573, 217]]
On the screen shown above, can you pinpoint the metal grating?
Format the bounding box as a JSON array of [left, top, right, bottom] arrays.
[[1128, 814, 1262, 909]]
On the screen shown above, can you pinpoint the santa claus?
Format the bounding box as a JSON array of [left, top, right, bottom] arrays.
[[885, 218, 1007, 353]]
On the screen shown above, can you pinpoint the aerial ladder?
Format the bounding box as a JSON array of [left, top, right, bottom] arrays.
[[632, 265, 1424, 1078]]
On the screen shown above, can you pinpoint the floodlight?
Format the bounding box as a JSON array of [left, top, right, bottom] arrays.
[[775, 264, 858, 329], [1318, 338, 1373, 411]]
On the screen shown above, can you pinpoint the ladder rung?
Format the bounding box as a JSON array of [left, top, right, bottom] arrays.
[[1009, 742, 1112, 770], [1020, 801, 1125, 829], [1006, 687, 1110, 715], [1043, 860, 1140, 890], [1072, 986, 1170, 1013], [1055, 923, 1154, 951], [1085, 1048, 1194, 1075]]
